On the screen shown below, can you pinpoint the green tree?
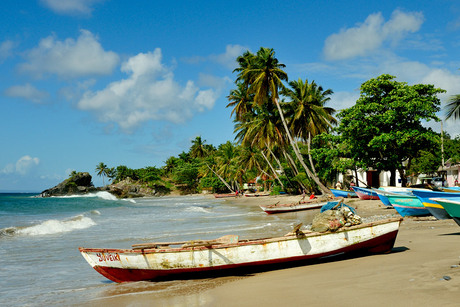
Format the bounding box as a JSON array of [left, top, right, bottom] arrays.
[[337, 74, 445, 186], [190, 136, 207, 159], [233, 47, 330, 194], [445, 94, 460, 120], [95, 162, 108, 186], [283, 78, 336, 139]]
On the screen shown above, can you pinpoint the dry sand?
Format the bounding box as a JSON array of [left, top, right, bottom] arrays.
[[87, 195, 460, 307]]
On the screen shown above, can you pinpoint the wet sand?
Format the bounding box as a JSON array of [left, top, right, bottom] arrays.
[[86, 195, 460, 307]]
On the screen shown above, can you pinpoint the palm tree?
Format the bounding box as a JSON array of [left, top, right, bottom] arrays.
[[283, 78, 337, 178], [95, 162, 108, 186], [283, 78, 336, 139], [446, 94, 460, 120], [236, 47, 331, 195], [190, 136, 207, 159]]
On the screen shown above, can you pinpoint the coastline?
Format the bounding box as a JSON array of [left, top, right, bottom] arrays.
[[84, 195, 460, 307]]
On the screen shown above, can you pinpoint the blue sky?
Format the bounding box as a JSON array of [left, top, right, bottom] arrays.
[[1, 0, 460, 192]]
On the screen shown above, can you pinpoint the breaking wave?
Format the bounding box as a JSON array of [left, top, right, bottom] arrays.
[[54, 191, 117, 201], [0, 215, 96, 237]]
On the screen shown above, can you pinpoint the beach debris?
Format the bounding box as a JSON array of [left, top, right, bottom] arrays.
[[442, 276, 452, 281], [451, 265, 458, 268]]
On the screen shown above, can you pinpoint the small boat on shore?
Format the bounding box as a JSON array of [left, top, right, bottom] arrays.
[[351, 186, 380, 200], [259, 197, 342, 214], [79, 218, 402, 283], [214, 193, 238, 198], [412, 190, 459, 220], [386, 194, 431, 217], [329, 188, 357, 198], [430, 197, 460, 226], [244, 193, 270, 197]]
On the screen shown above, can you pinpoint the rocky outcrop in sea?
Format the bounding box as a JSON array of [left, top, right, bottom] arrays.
[[39, 172, 97, 197], [40, 171, 172, 198]]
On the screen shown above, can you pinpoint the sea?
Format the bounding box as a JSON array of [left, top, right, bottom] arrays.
[[0, 192, 319, 306]]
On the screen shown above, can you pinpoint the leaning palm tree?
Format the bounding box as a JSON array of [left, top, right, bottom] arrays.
[[445, 94, 460, 120], [236, 47, 330, 195], [283, 78, 337, 177], [95, 162, 108, 186]]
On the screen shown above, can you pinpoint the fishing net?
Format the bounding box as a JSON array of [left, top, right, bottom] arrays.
[[311, 201, 362, 232]]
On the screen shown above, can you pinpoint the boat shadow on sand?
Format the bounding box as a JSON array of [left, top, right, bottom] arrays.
[[439, 232, 460, 236]]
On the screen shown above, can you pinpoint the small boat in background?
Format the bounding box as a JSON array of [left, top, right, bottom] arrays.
[[214, 193, 237, 198], [244, 193, 270, 197], [259, 197, 342, 214], [351, 186, 380, 200], [430, 197, 460, 226], [412, 190, 459, 220], [386, 194, 431, 217], [79, 218, 402, 283], [330, 188, 357, 198]]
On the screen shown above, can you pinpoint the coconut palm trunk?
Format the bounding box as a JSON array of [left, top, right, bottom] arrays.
[[260, 150, 284, 189], [205, 163, 234, 193], [273, 97, 331, 195]]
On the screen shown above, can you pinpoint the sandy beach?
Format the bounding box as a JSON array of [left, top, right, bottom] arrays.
[[86, 195, 460, 307]]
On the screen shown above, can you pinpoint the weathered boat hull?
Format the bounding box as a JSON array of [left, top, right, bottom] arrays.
[[330, 188, 357, 198], [412, 190, 459, 220], [214, 193, 237, 198], [430, 197, 460, 226], [386, 195, 431, 217], [352, 186, 380, 200], [244, 193, 270, 197], [259, 197, 342, 214], [79, 218, 402, 283]]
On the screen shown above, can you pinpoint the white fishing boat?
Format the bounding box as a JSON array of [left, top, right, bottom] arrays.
[[79, 217, 402, 282], [259, 197, 342, 214]]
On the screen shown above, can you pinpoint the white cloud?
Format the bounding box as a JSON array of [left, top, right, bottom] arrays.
[[1, 155, 40, 175], [323, 10, 424, 60], [329, 91, 360, 111], [0, 40, 15, 62], [40, 0, 103, 16], [4, 83, 49, 104], [209, 44, 249, 69], [19, 30, 119, 78], [77, 48, 218, 131], [183, 44, 249, 70]]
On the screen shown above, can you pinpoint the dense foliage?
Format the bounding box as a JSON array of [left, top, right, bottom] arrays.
[[89, 51, 457, 195], [337, 74, 445, 186]]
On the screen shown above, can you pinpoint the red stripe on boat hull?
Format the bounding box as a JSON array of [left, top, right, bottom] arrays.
[[354, 191, 380, 200]]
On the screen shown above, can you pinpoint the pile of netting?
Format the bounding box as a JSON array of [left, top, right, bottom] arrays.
[[311, 200, 362, 232]]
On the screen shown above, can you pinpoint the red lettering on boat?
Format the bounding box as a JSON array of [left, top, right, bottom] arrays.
[[96, 253, 121, 262]]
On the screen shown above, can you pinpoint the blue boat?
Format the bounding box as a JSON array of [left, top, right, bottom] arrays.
[[412, 190, 460, 220], [351, 186, 380, 200], [371, 188, 409, 207], [329, 188, 357, 198], [386, 194, 431, 217]]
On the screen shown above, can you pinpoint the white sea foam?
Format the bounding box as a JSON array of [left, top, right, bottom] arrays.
[[53, 191, 117, 201], [186, 206, 211, 214], [14, 216, 96, 236]]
